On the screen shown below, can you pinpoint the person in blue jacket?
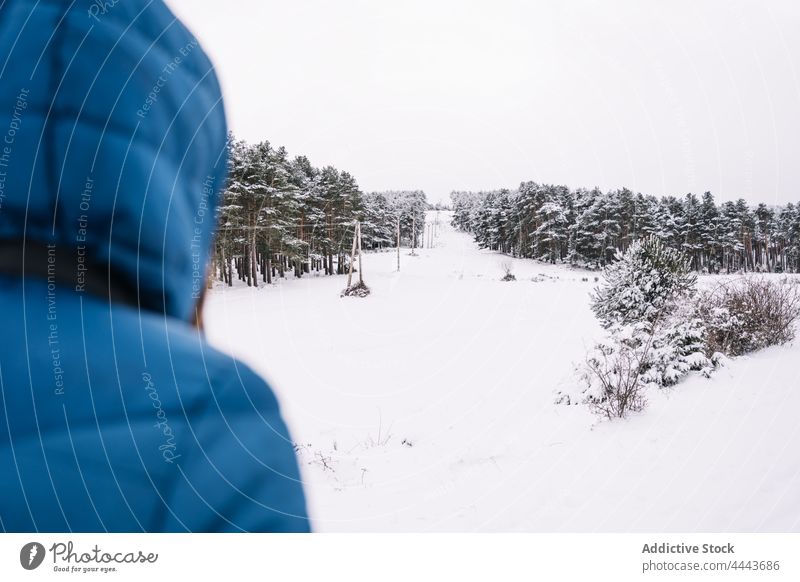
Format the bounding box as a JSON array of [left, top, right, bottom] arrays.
[[0, 0, 310, 532]]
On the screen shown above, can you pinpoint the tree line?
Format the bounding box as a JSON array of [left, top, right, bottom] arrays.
[[212, 135, 427, 286], [451, 184, 800, 273]]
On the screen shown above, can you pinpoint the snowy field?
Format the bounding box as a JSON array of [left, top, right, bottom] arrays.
[[205, 212, 800, 532]]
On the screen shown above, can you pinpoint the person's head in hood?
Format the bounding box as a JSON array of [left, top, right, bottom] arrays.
[[0, 0, 309, 532], [0, 0, 226, 320]]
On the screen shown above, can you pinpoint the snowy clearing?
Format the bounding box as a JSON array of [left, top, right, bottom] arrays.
[[205, 212, 800, 532]]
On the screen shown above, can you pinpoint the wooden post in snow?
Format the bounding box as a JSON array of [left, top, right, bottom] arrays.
[[411, 213, 417, 256], [396, 216, 401, 272], [357, 222, 364, 285], [346, 220, 358, 289]]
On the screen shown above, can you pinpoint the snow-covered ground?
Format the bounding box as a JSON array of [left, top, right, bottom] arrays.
[[205, 212, 800, 532]]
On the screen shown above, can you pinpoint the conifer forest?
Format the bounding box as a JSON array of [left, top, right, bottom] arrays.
[[451, 185, 800, 273]]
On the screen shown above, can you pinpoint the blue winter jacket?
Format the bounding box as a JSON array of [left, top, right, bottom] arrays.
[[0, 0, 309, 531]]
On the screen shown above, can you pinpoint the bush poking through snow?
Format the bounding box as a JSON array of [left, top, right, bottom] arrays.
[[341, 281, 371, 298], [644, 315, 717, 385], [579, 317, 716, 418], [581, 325, 651, 418], [591, 236, 696, 328], [576, 239, 717, 418], [694, 278, 800, 356], [579, 274, 800, 418], [500, 261, 516, 281]]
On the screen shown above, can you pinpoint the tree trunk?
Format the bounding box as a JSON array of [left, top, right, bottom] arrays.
[[249, 231, 258, 288]]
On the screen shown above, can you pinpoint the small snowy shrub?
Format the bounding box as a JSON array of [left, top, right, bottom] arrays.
[[341, 280, 371, 297], [642, 315, 716, 386], [500, 261, 516, 281], [591, 236, 696, 328], [580, 324, 651, 418], [695, 278, 800, 356], [578, 316, 715, 418]]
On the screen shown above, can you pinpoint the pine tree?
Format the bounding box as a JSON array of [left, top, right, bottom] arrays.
[[591, 236, 697, 328]]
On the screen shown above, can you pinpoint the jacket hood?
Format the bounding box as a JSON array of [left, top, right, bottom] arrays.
[[0, 0, 227, 320]]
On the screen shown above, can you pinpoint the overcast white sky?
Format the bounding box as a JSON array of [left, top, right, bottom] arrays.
[[168, 0, 800, 205]]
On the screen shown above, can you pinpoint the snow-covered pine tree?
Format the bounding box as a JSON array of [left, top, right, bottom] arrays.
[[534, 185, 569, 263], [590, 236, 697, 329], [568, 187, 604, 267], [698, 191, 720, 272]]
